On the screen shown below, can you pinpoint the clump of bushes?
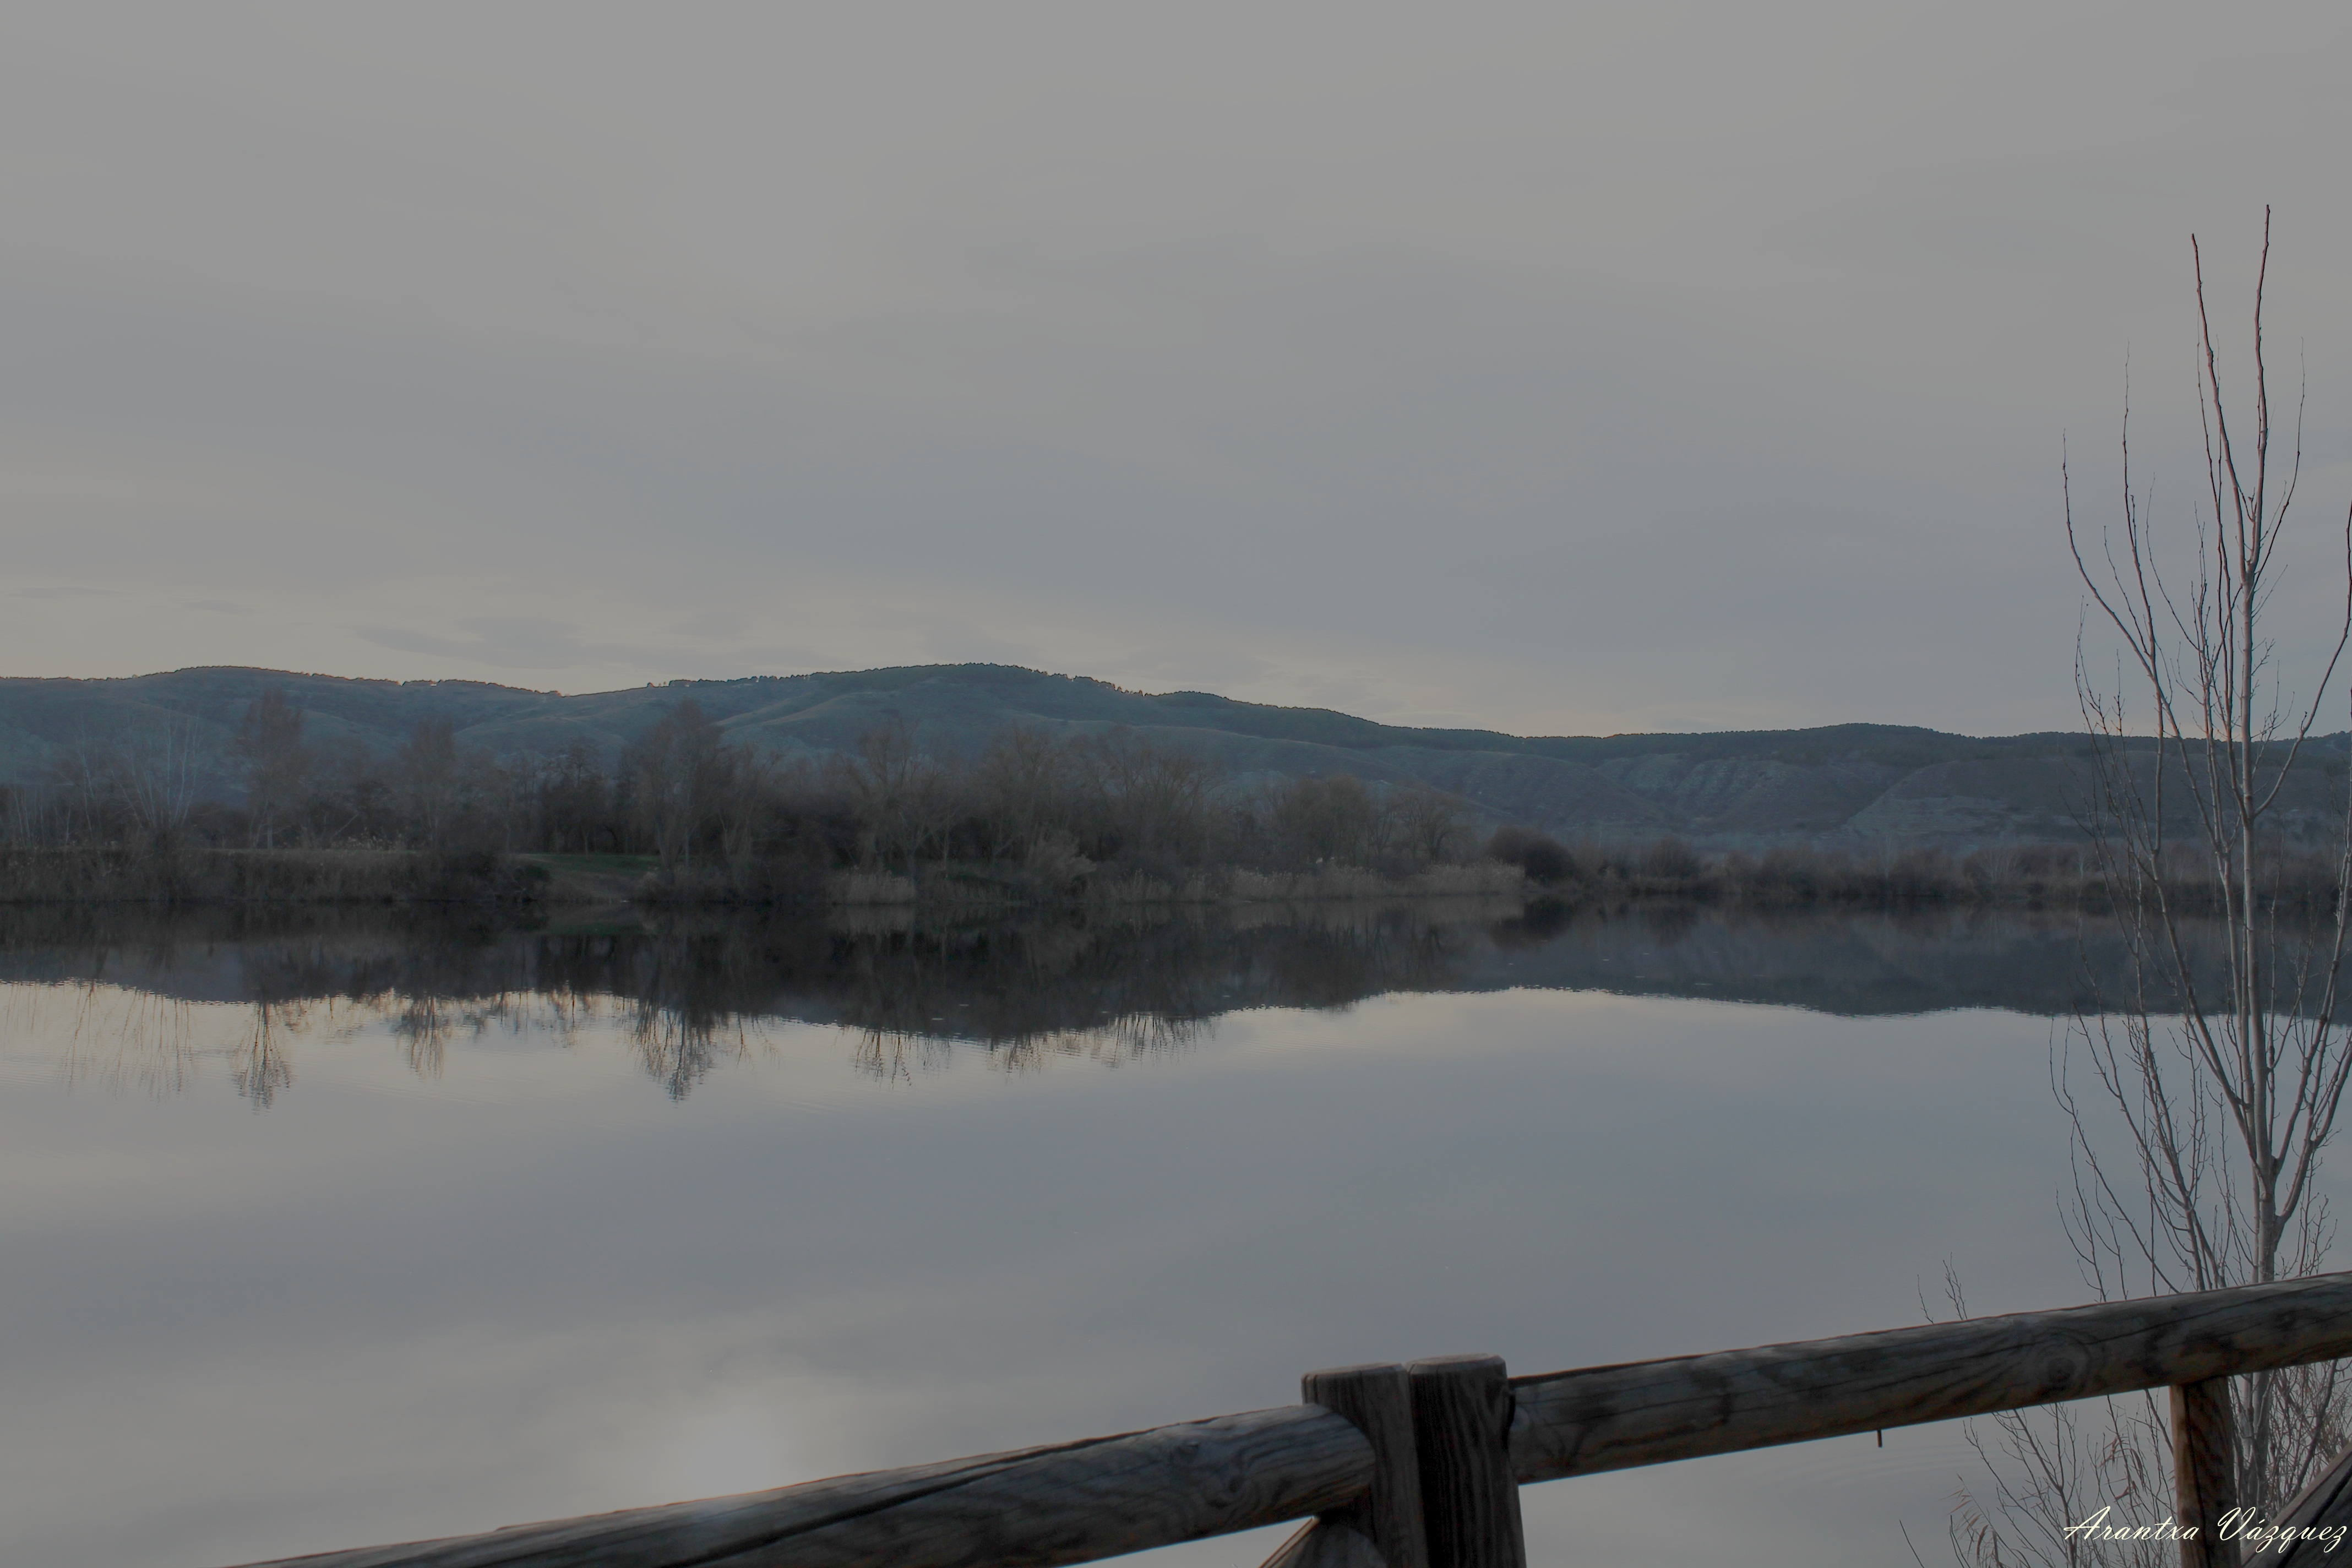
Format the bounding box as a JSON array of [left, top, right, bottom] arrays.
[[1483, 830, 1708, 893], [1485, 826, 1575, 885], [1473, 829, 2346, 911]]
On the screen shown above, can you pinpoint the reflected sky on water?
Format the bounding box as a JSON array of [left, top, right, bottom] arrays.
[[0, 902, 2277, 1567]]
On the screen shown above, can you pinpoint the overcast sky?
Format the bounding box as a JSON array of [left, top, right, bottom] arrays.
[[7, 4, 2352, 737]]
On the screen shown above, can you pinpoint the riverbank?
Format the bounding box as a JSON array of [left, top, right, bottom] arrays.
[[0, 846, 551, 906], [808, 860, 1529, 909], [1511, 839, 2344, 917], [2, 841, 2335, 916], [0, 847, 1531, 909]]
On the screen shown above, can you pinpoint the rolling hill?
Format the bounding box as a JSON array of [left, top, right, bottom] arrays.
[[0, 662, 2337, 851]]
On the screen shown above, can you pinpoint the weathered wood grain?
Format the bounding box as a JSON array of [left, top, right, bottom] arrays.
[[1409, 1357, 1526, 1568], [2269, 1440, 2352, 1566], [1508, 1273, 2352, 1482], [213, 1272, 2352, 1568], [214, 1405, 1375, 1568], [1295, 1363, 1427, 1568], [2172, 1378, 2237, 1568]]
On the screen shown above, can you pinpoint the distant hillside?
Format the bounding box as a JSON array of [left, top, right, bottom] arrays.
[[1, 663, 2342, 850]]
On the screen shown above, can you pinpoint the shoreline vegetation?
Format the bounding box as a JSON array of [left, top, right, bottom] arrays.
[[7, 688, 2343, 914], [4, 836, 2343, 916]]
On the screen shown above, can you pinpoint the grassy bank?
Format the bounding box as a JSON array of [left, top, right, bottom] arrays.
[[815, 859, 1529, 908], [15, 839, 2334, 916], [0, 847, 549, 906], [1494, 836, 2350, 916], [0, 847, 1526, 910]]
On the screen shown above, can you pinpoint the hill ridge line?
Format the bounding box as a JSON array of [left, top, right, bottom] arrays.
[[1, 662, 2339, 851]]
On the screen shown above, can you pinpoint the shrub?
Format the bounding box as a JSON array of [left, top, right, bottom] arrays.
[[1636, 836, 1702, 881], [1486, 826, 1574, 886]]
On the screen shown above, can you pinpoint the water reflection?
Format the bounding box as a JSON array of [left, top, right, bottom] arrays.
[[0, 901, 2260, 1568], [236, 1001, 295, 1107], [32, 984, 206, 1099], [0, 900, 2247, 1104]]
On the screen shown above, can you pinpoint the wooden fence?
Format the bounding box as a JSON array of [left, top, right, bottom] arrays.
[[217, 1273, 2352, 1568]]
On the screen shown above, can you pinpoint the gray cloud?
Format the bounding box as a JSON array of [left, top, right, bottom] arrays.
[[356, 618, 668, 673], [3, 6, 2350, 734]]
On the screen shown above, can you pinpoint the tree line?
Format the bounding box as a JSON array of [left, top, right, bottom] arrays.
[[0, 691, 1482, 894]]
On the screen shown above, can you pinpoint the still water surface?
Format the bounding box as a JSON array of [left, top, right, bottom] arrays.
[[0, 903, 2205, 1566]]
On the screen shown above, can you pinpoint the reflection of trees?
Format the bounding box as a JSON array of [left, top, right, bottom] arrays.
[[392, 994, 450, 1079], [29, 899, 2257, 1115], [0, 905, 1490, 1101], [1479, 901, 2254, 1017], [609, 923, 786, 1098], [17, 900, 2246, 1105], [809, 908, 1472, 1056], [851, 1028, 952, 1084], [13, 981, 297, 1104], [631, 1003, 755, 1100], [985, 1011, 1214, 1074], [40, 983, 205, 1098], [841, 1010, 1208, 1078], [235, 1001, 293, 1107]]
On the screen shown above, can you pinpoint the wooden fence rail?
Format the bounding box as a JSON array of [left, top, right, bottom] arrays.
[[219, 1272, 2352, 1568]]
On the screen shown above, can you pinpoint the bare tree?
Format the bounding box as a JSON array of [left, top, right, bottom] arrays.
[[120, 719, 200, 846], [536, 739, 612, 853], [843, 718, 942, 870], [976, 727, 1074, 862], [1382, 782, 1472, 866], [716, 748, 773, 884], [625, 701, 727, 873], [40, 742, 111, 844], [234, 689, 311, 848], [1078, 731, 1219, 865], [1265, 773, 1378, 868], [396, 717, 460, 847], [1952, 210, 2352, 1562]]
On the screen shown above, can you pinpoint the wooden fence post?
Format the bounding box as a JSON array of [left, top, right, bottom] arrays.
[[1409, 1355, 1527, 1568], [2173, 1377, 2237, 1568], [1265, 1364, 1429, 1568]]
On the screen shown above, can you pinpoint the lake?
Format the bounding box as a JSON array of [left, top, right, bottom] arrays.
[[0, 900, 2230, 1566]]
